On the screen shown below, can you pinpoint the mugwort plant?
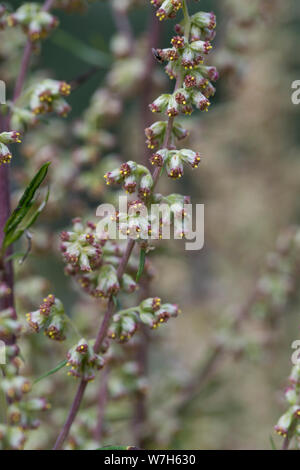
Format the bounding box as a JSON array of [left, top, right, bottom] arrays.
[[0, 0, 218, 450]]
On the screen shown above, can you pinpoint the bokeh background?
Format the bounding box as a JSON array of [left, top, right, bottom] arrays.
[[2, 0, 300, 449]]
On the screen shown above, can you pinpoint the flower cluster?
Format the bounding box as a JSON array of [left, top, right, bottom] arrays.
[[275, 364, 300, 440], [7, 3, 58, 42], [104, 161, 154, 198], [29, 79, 71, 116], [151, 148, 201, 179], [108, 297, 180, 342], [101, 193, 192, 242], [60, 218, 103, 272], [150, 0, 183, 22], [66, 338, 105, 381], [26, 294, 67, 341], [0, 131, 22, 166], [145, 120, 188, 150], [150, 14, 217, 117], [10, 107, 38, 132], [0, 343, 50, 449], [60, 219, 138, 298]]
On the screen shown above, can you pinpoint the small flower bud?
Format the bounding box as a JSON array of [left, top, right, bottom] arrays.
[[289, 365, 300, 385], [139, 173, 153, 198], [180, 149, 201, 168], [0, 131, 22, 144], [198, 65, 219, 82], [123, 174, 137, 194], [95, 264, 119, 298], [166, 151, 183, 179], [275, 407, 298, 437], [121, 273, 138, 293], [191, 11, 216, 31], [145, 121, 167, 149], [191, 90, 210, 111], [190, 40, 212, 55], [109, 312, 138, 342], [67, 338, 105, 381], [149, 94, 171, 113], [150, 148, 168, 167]]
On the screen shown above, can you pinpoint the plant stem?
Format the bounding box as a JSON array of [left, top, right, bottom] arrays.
[[94, 367, 110, 441], [53, 379, 88, 450], [52, 3, 192, 450], [53, 239, 135, 449], [0, 0, 55, 315]]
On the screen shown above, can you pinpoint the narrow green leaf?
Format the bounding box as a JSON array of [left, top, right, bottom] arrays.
[[136, 248, 146, 282], [51, 30, 111, 67], [2, 164, 50, 251], [5, 252, 27, 263], [33, 359, 67, 385], [4, 162, 50, 235]]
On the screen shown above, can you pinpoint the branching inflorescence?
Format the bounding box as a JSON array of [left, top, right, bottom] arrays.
[[0, 0, 218, 450]]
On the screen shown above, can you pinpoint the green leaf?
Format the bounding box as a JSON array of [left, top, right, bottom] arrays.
[[51, 30, 111, 67], [2, 163, 50, 251], [136, 248, 146, 282], [96, 445, 139, 450], [112, 295, 119, 309], [33, 359, 67, 385]]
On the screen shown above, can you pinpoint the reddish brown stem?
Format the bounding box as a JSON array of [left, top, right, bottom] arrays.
[[53, 379, 88, 450], [94, 367, 110, 442], [0, 0, 55, 315]]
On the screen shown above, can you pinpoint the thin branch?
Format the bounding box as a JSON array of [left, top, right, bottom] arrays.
[[52, 2, 193, 450], [94, 367, 110, 442], [53, 379, 88, 450]]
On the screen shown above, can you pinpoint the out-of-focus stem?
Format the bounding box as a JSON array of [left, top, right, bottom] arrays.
[[0, 0, 55, 315], [94, 367, 110, 442], [53, 379, 88, 450]]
